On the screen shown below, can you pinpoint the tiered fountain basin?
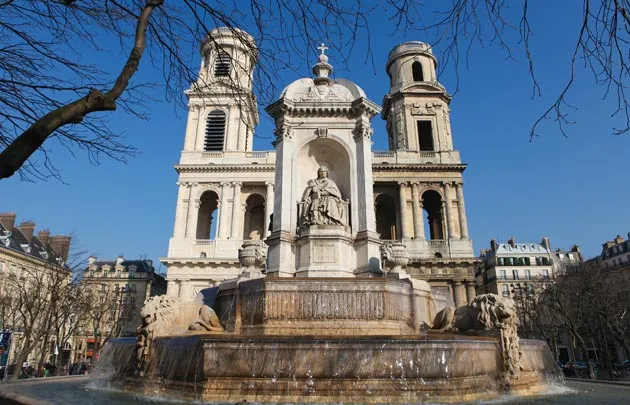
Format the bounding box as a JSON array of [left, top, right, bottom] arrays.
[[98, 277, 561, 404]]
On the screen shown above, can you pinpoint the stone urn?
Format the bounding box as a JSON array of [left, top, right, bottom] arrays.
[[238, 240, 267, 277], [380, 241, 410, 275]]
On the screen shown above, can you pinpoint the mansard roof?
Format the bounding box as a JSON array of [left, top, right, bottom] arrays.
[[0, 220, 68, 268], [88, 258, 155, 273], [495, 243, 550, 255]]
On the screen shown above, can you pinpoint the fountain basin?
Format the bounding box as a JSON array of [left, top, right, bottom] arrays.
[[101, 333, 560, 403]]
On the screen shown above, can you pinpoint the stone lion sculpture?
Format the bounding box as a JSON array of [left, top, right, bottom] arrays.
[[135, 295, 223, 374], [430, 293, 521, 379]]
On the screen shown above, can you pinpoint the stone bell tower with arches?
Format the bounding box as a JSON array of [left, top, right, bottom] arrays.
[[164, 28, 275, 300], [374, 42, 476, 307], [164, 33, 477, 309]]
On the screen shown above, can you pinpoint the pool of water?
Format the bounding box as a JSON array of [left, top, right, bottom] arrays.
[[0, 378, 628, 405]]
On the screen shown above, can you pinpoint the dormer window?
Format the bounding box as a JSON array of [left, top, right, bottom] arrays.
[[204, 110, 226, 151], [214, 51, 230, 77], [412, 61, 424, 81]]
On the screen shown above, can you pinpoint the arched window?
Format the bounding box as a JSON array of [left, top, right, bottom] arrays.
[[375, 193, 397, 240], [412, 61, 424, 81], [243, 194, 265, 240], [422, 190, 444, 240], [197, 191, 219, 239], [204, 110, 226, 151], [214, 51, 230, 77]]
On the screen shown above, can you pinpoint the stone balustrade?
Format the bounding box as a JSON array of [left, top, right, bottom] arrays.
[[180, 150, 277, 165], [372, 150, 461, 164]]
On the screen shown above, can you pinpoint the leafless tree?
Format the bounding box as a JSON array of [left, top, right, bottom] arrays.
[[411, 1, 630, 138], [0, 0, 375, 181], [1, 1, 628, 181], [83, 280, 134, 357], [2, 264, 71, 379]]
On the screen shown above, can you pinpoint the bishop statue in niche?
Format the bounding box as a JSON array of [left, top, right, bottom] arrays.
[[300, 166, 347, 227]]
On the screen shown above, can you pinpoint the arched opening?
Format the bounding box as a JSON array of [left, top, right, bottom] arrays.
[[375, 193, 397, 240], [412, 61, 424, 81], [214, 51, 230, 77], [422, 190, 444, 240], [204, 110, 226, 151], [197, 191, 219, 239], [243, 194, 265, 240]]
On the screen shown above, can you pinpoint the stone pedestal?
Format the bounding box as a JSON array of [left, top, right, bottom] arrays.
[[214, 277, 433, 336], [295, 225, 354, 277]]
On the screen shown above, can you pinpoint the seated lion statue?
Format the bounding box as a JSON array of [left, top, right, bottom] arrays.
[[135, 294, 223, 374], [429, 293, 521, 379]]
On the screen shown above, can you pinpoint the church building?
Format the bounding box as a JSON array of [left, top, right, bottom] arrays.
[[162, 27, 477, 307]]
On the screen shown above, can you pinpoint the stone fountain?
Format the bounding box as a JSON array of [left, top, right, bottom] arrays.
[[96, 167, 560, 403], [95, 39, 560, 403]]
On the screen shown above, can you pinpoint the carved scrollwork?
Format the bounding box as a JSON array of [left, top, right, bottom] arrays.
[[352, 122, 373, 141], [273, 123, 293, 140]]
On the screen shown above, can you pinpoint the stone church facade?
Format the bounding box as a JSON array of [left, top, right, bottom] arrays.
[[162, 27, 477, 307]]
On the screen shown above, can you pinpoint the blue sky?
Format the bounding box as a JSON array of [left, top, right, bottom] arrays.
[[2, 2, 628, 271]]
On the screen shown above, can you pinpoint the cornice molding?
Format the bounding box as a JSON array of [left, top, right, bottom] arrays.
[[175, 164, 275, 174], [0, 246, 71, 274], [372, 163, 467, 173]]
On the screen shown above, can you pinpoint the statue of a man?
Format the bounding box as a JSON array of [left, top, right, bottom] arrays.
[[301, 166, 345, 226]]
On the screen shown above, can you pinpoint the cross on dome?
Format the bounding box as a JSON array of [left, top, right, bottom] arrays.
[[317, 43, 328, 55]]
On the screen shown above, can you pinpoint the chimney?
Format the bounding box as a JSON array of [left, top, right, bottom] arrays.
[[37, 229, 50, 246], [541, 237, 551, 251], [0, 213, 17, 232], [508, 237, 516, 247], [18, 221, 36, 243], [116, 255, 125, 266], [490, 239, 498, 252], [88, 255, 97, 265], [49, 235, 72, 262], [614, 235, 624, 245]]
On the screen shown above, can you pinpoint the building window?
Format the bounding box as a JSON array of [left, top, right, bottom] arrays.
[[512, 270, 519, 280], [502, 284, 510, 297], [524, 269, 531, 280], [412, 61, 424, 81], [416, 121, 434, 151], [214, 51, 230, 77], [542, 269, 549, 279], [499, 270, 506, 280], [204, 110, 226, 151], [497, 257, 504, 266]]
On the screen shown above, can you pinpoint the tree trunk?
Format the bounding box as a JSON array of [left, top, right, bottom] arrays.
[[578, 340, 596, 379]]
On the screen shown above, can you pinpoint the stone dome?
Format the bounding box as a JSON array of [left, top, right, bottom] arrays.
[[279, 77, 367, 102]]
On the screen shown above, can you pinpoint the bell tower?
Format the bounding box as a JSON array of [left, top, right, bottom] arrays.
[[382, 42, 454, 153], [182, 27, 258, 153]]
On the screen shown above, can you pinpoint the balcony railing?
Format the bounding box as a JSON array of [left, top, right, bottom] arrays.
[[196, 239, 216, 245]]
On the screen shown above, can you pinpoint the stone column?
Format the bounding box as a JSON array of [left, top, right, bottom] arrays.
[[166, 280, 180, 297], [185, 183, 199, 238], [183, 105, 200, 151], [217, 182, 230, 239], [398, 182, 409, 239], [179, 279, 192, 300], [231, 182, 242, 239], [411, 182, 425, 240], [453, 281, 467, 307], [465, 281, 477, 303], [264, 182, 274, 237], [456, 183, 470, 239], [174, 182, 190, 238], [444, 183, 457, 239], [353, 120, 381, 274]]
